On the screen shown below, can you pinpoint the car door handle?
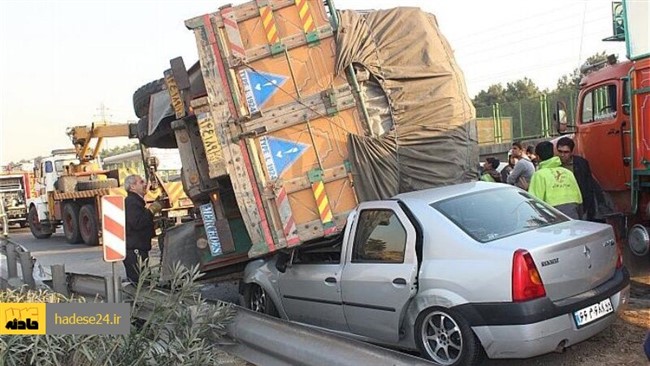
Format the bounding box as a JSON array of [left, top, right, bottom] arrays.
[[393, 278, 407, 285], [325, 277, 337, 284]]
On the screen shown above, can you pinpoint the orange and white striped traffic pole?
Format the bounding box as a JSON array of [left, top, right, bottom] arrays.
[[101, 195, 126, 302]]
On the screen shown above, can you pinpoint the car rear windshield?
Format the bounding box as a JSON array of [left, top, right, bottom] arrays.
[[431, 188, 569, 243]]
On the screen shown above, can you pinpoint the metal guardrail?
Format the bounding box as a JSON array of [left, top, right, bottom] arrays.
[[0, 237, 36, 289], [60, 273, 433, 365], [221, 306, 434, 366], [0, 237, 433, 365]]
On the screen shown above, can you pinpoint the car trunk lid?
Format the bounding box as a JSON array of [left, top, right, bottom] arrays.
[[500, 221, 617, 301]]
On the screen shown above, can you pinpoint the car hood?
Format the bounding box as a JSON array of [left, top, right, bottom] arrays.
[[495, 220, 617, 301]]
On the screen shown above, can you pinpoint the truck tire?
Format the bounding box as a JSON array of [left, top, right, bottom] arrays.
[[79, 204, 100, 246], [62, 203, 83, 244], [133, 78, 165, 118], [55, 176, 77, 193], [76, 179, 118, 191], [28, 205, 52, 239]]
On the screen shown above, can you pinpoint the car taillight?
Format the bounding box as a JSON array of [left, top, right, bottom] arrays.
[[512, 249, 546, 302]]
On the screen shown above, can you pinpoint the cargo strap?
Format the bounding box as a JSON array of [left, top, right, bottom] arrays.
[[308, 169, 336, 235], [256, 0, 285, 55], [295, 0, 319, 44]]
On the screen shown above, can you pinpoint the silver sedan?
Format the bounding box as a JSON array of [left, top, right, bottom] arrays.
[[241, 182, 630, 365]]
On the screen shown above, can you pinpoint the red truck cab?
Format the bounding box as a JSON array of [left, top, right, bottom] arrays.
[[568, 56, 650, 269]]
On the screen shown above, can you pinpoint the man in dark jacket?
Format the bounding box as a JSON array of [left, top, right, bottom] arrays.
[[556, 137, 605, 221], [123, 174, 161, 283]]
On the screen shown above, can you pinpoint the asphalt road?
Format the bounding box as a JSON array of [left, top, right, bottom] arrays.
[[4, 226, 135, 279], [3, 226, 241, 304]]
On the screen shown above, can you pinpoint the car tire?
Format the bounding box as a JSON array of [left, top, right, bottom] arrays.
[[79, 204, 99, 246], [133, 78, 165, 118], [62, 203, 83, 244], [28, 205, 52, 239], [244, 283, 279, 317], [414, 307, 484, 366], [76, 179, 118, 191]]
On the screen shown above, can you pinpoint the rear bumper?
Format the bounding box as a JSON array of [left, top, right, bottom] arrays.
[[455, 267, 630, 359], [472, 285, 629, 358]]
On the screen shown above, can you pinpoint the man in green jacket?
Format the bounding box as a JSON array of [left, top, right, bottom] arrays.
[[528, 141, 583, 219]]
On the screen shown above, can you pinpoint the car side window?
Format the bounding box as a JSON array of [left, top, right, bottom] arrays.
[[352, 209, 406, 263], [581, 84, 617, 124], [293, 243, 342, 265]]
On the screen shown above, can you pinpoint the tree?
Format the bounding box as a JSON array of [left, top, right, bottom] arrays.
[[473, 83, 507, 108], [100, 142, 139, 158], [473, 78, 542, 108], [504, 77, 541, 101], [554, 51, 610, 95]]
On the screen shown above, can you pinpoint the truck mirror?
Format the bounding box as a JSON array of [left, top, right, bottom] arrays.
[[553, 101, 572, 134]]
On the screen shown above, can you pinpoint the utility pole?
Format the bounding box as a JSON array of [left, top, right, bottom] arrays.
[[94, 103, 113, 125]]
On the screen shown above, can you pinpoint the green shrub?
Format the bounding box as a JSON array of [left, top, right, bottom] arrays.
[[0, 263, 236, 366]]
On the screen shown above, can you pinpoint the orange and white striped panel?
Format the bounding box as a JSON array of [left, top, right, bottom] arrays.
[[275, 187, 300, 247], [101, 195, 126, 262], [220, 7, 246, 59]]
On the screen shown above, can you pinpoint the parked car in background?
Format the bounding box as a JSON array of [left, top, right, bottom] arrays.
[[241, 182, 630, 365]]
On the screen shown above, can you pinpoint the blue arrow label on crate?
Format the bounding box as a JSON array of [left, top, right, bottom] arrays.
[[242, 70, 287, 109], [260, 136, 309, 180]]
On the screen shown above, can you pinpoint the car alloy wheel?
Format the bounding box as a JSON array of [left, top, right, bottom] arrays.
[[250, 285, 268, 313], [415, 308, 483, 366], [245, 284, 279, 317]]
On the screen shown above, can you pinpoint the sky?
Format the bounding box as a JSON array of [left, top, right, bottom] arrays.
[[0, 0, 628, 165]]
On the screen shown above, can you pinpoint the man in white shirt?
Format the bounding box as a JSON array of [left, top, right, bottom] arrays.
[[506, 141, 535, 190]]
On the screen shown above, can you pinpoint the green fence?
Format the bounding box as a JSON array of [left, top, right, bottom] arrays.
[[476, 92, 578, 143]]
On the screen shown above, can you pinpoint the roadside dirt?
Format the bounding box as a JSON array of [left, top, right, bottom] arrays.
[[485, 275, 650, 366]]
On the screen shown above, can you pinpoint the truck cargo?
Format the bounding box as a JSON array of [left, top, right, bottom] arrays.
[[554, 0, 650, 275], [134, 1, 478, 276]]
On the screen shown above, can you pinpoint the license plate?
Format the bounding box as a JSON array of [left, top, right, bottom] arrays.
[[573, 298, 613, 327], [199, 203, 222, 256]]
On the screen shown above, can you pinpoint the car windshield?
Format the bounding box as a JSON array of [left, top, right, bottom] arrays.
[[431, 188, 568, 243]]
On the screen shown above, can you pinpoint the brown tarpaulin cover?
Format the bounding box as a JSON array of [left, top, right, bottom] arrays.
[[336, 7, 478, 201]]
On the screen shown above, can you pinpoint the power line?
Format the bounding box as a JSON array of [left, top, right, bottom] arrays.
[[448, 2, 585, 47], [454, 16, 610, 58]]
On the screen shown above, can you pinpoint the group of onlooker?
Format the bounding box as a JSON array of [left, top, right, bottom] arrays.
[[481, 137, 603, 221]]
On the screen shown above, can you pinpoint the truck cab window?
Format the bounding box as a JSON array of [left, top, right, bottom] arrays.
[[44, 161, 53, 173], [352, 209, 406, 263], [581, 84, 617, 123]]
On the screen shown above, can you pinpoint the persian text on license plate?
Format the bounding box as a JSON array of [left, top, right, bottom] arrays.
[[573, 298, 613, 327]]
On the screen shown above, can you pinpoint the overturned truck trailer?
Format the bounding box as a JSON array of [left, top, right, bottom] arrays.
[[135, 2, 478, 276]]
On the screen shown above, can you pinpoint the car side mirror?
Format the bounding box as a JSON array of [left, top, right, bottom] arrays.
[[275, 250, 293, 273]]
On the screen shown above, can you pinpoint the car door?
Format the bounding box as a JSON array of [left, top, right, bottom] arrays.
[[575, 81, 630, 191], [277, 233, 349, 332], [340, 201, 418, 343]]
